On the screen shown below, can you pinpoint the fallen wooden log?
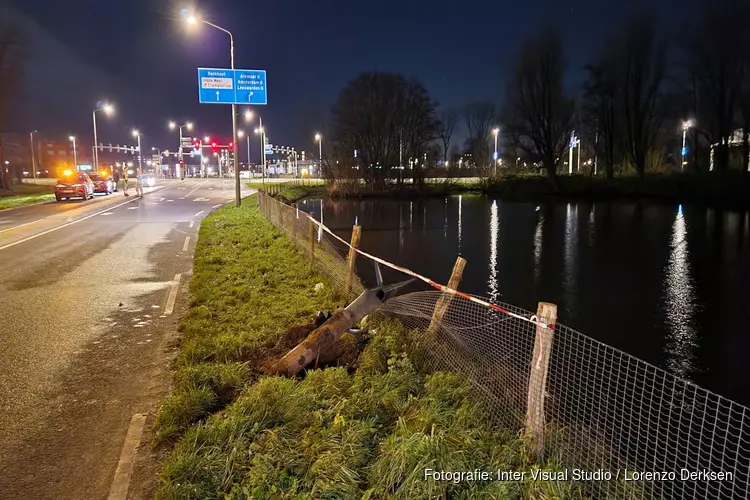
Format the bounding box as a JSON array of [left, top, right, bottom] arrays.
[[270, 279, 413, 376]]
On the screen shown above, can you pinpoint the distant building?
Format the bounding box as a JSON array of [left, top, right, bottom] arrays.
[[0, 132, 83, 179]]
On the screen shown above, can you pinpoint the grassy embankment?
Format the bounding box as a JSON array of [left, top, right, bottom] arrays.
[[252, 171, 750, 207], [0, 183, 55, 210], [154, 195, 579, 499]]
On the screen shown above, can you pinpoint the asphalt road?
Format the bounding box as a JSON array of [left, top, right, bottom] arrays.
[[0, 178, 252, 500]]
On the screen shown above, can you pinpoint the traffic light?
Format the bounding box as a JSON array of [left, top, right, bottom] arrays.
[[211, 142, 218, 153], [194, 139, 201, 151], [229, 142, 234, 151]]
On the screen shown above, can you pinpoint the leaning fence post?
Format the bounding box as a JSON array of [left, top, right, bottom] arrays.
[[426, 256, 467, 340], [308, 217, 316, 268], [344, 225, 362, 300], [525, 302, 558, 458]]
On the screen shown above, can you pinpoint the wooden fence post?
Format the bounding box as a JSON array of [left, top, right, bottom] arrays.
[[525, 302, 558, 459], [308, 217, 316, 268], [344, 225, 362, 300], [427, 256, 467, 340]]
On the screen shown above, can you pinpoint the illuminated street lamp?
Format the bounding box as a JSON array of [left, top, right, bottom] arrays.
[[492, 128, 500, 176], [315, 133, 323, 172], [69, 136, 78, 171], [682, 120, 694, 171], [255, 126, 266, 185], [132, 129, 142, 170], [243, 110, 258, 172], [92, 102, 114, 171], [183, 10, 241, 206]]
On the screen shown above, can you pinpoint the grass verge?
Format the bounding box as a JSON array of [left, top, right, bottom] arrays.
[[0, 183, 55, 210], [155, 195, 582, 499]]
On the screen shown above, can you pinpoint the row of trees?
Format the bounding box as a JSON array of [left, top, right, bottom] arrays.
[[326, 0, 750, 185]]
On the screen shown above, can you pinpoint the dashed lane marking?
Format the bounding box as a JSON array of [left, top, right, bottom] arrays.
[[100, 212, 114, 216], [164, 273, 181, 315], [127, 207, 138, 210], [189, 220, 194, 228], [194, 210, 205, 217], [182, 236, 190, 252], [107, 413, 147, 500], [212, 204, 222, 209]]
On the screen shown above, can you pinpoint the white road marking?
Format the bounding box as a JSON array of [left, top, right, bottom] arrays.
[[164, 273, 181, 315], [0, 218, 45, 235], [182, 236, 190, 252], [166, 200, 174, 202], [189, 221, 194, 228], [159, 197, 166, 201], [0, 197, 139, 252], [194, 210, 205, 217], [107, 413, 147, 500], [100, 212, 114, 216], [186, 180, 208, 197], [212, 204, 222, 209], [193, 197, 210, 202], [127, 207, 138, 210]]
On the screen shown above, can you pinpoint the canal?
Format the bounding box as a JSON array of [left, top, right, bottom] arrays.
[[301, 196, 750, 406]]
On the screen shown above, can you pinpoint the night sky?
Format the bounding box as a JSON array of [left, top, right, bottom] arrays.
[[6, 0, 700, 161]]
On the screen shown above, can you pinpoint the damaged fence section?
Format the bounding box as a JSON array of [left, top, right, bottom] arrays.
[[256, 191, 750, 500]]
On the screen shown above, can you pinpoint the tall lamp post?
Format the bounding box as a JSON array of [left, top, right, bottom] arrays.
[[186, 14, 241, 206], [255, 125, 266, 186], [243, 110, 256, 175], [682, 120, 693, 171], [315, 133, 322, 176], [169, 121, 193, 178], [132, 130, 142, 171], [69, 136, 78, 172], [92, 102, 114, 172], [492, 128, 499, 176]]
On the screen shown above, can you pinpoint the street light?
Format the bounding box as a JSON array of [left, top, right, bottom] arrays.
[[255, 126, 266, 185], [492, 128, 499, 176], [184, 10, 241, 206], [169, 121, 193, 178], [69, 136, 78, 171], [315, 133, 323, 174], [92, 102, 114, 172], [132, 129, 142, 171], [682, 120, 694, 171], [243, 110, 258, 173]]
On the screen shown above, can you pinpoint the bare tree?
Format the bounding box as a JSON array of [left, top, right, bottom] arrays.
[[438, 109, 459, 167], [463, 102, 495, 169], [502, 28, 574, 179], [685, 0, 749, 172], [583, 47, 618, 179], [615, 13, 667, 178], [0, 11, 25, 190], [330, 72, 438, 188]]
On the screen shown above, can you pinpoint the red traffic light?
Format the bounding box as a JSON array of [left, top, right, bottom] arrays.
[[193, 139, 201, 151], [211, 142, 218, 152], [229, 142, 234, 151]]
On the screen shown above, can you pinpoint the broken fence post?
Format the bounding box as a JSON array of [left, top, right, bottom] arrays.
[[427, 256, 466, 341], [345, 225, 362, 301], [525, 302, 557, 459]]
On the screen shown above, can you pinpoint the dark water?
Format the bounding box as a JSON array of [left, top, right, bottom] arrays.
[[299, 196, 750, 407]]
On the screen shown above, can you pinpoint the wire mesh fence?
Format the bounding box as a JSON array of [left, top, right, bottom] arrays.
[[257, 191, 750, 499]]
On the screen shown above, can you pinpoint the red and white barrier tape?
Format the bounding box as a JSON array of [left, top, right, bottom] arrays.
[[291, 201, 553, 330]]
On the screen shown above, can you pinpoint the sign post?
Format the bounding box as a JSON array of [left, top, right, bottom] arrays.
[[197, 68, 267, 105]]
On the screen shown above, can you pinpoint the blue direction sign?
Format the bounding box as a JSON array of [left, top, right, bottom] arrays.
[[235, 70, 267, 105], [198, 68, 267, 105]]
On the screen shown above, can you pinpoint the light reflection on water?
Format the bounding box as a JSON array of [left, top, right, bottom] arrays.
[[562, 203, 579, 318], [533, 213, 544, 284], [663, 205, 699, 378], [488, 200, 500, 304]]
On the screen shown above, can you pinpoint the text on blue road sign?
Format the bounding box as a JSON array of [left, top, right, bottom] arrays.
[[198, 68, 267, 105]]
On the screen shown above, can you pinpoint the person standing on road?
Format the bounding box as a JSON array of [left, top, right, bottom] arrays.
[[135, 168, 144, 197], [122, 168, 129, 196]]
